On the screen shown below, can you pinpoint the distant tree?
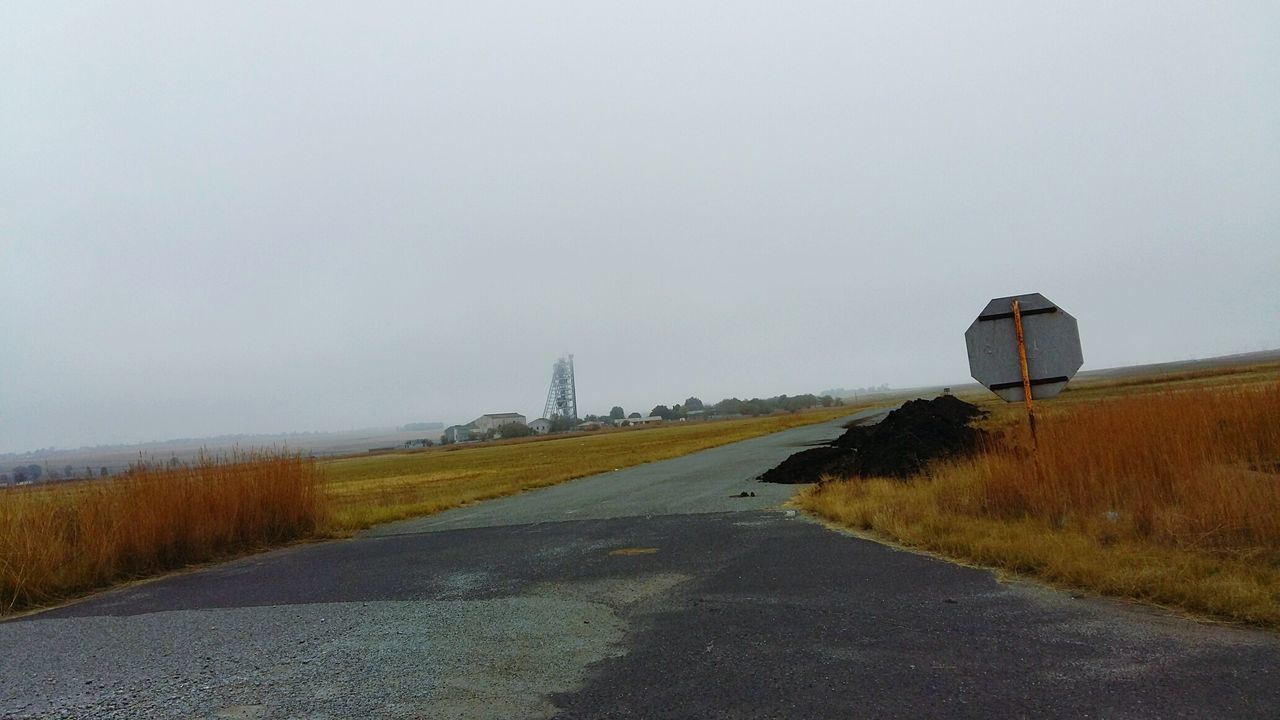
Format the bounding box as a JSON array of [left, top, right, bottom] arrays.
[[0, 474, 8, 485], [715, 393, 832, 415], [683, 397, 704, 411], [26, 464, 42, 482], [628, 412, 641, 419], [100, 466, 109, 477], [550, 415, 575, 432], [714, 398, 744, 415], [64, 464, 74, 478], [12, 467, 27, 483], [497, 422, 532, 439], [609, 406, 626, 420], [86, 466, 94, 479], [650, 405, 673, 420]]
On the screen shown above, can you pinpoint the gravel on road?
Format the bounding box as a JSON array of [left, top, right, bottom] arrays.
[[3, 598, 624, 719]]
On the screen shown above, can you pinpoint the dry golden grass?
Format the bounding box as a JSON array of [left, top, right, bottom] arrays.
[[800, 367, 1280, 626], [0, 452, 326, 613], [323, 407, 858, 530]]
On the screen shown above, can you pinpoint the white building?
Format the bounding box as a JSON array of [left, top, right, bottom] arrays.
[[529, 418, 553, 434], [614, 416, 664, 427]]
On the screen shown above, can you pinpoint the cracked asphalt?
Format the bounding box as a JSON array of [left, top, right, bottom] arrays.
[[4, 409, 1278, 718]]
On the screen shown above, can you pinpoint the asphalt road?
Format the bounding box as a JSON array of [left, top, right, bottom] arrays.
[[4, 410, 1279, 719], [367, 408, 893, 537]]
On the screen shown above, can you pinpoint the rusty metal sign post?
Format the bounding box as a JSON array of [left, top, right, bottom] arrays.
[[1011, 299, 1038, 441], [965, 293, 1084, 444]]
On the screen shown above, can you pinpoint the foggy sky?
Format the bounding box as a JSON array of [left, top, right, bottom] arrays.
[[3, 2, 1278, 453]]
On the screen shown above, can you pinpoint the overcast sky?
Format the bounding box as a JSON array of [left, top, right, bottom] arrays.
[[2, 2, 1278, 452]]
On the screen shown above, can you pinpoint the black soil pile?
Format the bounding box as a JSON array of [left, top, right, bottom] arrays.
[[759, 395, 986, 484]]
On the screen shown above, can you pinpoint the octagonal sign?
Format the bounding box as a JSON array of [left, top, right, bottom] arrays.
[[965, 293, 1083, 402]]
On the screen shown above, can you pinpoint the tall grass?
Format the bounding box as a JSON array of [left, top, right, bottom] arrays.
[[800, 381, 1280, 625], [979, 383, 1280, 550], [0, 451, 327, 613]]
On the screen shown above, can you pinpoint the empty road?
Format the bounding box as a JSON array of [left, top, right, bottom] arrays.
[[4, 410, 1278, 719]]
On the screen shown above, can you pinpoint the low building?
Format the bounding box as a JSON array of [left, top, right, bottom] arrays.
[[614, 416, 664, 427], [529, 418, 553, 435], [473, 413, 527, 433], [576, 421, 605, 431], [444, 424, 475, 443]]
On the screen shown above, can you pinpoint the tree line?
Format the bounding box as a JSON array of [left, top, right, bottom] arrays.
[[3, 464, 112, 485], [582, 393, 842, 424]]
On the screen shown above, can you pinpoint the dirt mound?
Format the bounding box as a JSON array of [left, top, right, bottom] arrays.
[[759, 396, 986, 484], [756, 446, 849, 486]]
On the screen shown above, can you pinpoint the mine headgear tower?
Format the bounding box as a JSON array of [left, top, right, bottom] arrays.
[[543, 354, 578, 421]]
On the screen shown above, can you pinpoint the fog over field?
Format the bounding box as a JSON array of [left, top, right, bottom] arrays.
[[2, 2, 1278, 453]]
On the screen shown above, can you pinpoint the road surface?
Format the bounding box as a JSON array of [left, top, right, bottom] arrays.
[[3, 409, 1278, 719]]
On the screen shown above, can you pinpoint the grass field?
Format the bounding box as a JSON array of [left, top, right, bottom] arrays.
[[799, 361, 1280, 627], [0, 406, 859, 614], [322, 407, 859, 530]]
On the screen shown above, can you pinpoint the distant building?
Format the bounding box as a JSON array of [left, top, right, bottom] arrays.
[[529, 418, 553, 435], [576, 421, 605, 431], [473, 413, 527, 433], [615, 416, 664, 427], [444, 424, 475, 443]]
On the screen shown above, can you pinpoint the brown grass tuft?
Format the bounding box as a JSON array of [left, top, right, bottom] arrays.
[[0, 451, 327, 613], [981, 382, 1280, 550]]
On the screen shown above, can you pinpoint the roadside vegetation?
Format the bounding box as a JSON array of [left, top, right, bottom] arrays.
[[0, 452, 325, 613], [799, 363, 1280, 627], [0, 406, 860, 615]]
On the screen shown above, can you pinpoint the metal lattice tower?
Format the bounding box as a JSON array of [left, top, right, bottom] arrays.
[[543, 354, 578, 421]]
